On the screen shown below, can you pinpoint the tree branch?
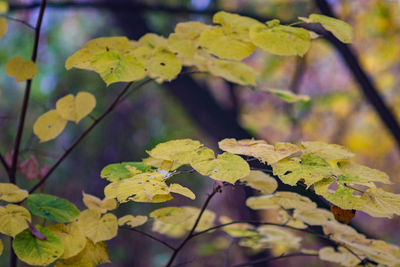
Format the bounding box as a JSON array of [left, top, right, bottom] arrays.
[[166, 184, 222, 267], [233, 252, 318, 267], [9, 0, 47, 184], [121, 227, 175, 251], [0, 153, 10, 175], [28, 78, 152, 193]]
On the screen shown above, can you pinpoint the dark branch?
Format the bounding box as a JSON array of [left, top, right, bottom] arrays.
[[166, 185, 222, 267], [0, 153, 10, 175], [9, 0, 47, 184]]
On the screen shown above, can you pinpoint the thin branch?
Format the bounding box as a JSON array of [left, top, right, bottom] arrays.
[[121, 227, 175, 250], [0, 153, 10, 175], [28, 79, 151, 193], [223, 237, 235, 267], [233, 252, 318, 267], [0, 14, 35, 29], [166, 184, 222, 267], [9, 0, 47, 184]]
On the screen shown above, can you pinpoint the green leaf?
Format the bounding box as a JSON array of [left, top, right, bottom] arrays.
[[101, 162, 151, 182], [13, 226, 64, 266], [300, 14, 353, 43], [250, 21, 310, 56], [265, 88, 310, 103], [26, 194, 80, 223]]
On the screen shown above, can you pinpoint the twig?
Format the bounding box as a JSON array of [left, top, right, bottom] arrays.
[[233, 252, 318, 267], [0, 14, 35, 29], [0, 153, 10, 175], [121, 227, 175, 250], [9, 0, 47, 184], [165, 184, 222, 267]]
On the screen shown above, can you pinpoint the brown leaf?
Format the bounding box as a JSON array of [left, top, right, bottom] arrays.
[[19, 155, 39, 181], [330, 205, 356, 224]]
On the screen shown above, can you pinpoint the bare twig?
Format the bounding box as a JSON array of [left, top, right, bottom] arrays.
[[9, 0, 47, 184], [0, 14, 35, 29], [0, 153, 10, 175], [121, 227, 175, 250], [166, 184, 222, 267], [233, 252, 318, 267]]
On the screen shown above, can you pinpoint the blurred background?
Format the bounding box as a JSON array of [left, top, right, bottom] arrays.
[[1, 0, 400, 266]]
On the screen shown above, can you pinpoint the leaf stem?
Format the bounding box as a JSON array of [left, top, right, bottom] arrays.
[[121, 227, 176, 250], [165, 184, 221, 267], [10, 0, 47, 184], [0, 14, 35, 29]]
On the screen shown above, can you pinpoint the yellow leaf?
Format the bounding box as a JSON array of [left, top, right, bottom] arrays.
[[82, 192, 117, 214], [0, 183, 28, 202], [277, 210, 307, 229], [138, 33, 168, 48], [147, 139, 202, 165], [0, 18, 6, 39], [207, 59, 257, 85], [90, 51, 146, 85], [241, 171, 278, 194], [191, 152, 250, 184], [169, 183, 196, 200], [0, 204, 31, 237], [77, 210, 118, 243], [294, 208, 334, 225], [47, 222, 87, 259], [56, 92, 96, 123], [219, 216, 257, 238], [0, 239, 3, 256], [246, 195, 280, 210], [218, 139, 300, 164], [213, 11, 260, 41], [250, 21, 310, 56], [150, 207, 193, 224], [360, 188, 400, 218], [33, 110, 68, 143], [55, 239, 110, 267], [118, 215, 147, 228], [319, 246, 360, 267], [199, 26, 255, 60], [339, 162, 391, 184], [6, 57, 38, 82], [301, 141, 354, 160], [147, 47, 182, 81], [104, 172, 172, 203], [300, 14, 353, 43], [0, 1, 9, 13]]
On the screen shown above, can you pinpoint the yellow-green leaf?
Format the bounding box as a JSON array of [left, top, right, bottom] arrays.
[[147, 47, 182, 82], [91, 51, 146, 85], [0, 183, 28, 202], [265, 88, 310, 103], [273, 154, 332, 186], [82, 192, 117, 214], [191, 152, 250, 184], [218, 139, 300, 164], [55, 92, 96, 123], [104, 172, 172, 203], [294, 208, 334, 225], [199, 26, 255, 60], [169, 183, 196, 200], [0, 18, 6, 39], [360, 188, 400, 218], [118, 215, 147, 228], [13, 226, 64, 266], [213, 11, 260, 41], [208, 59, 257, 86], [168, 22, 209, 57], [300, 14, 353, 43], [77, 210, 118, 243], [55, 239, 110, 267], [150, 207, 192, 224], [241, 171, 278, 194], [47, 222, 87, 259], [100, 162, 151, 182], [33, 110, 68, 143], [6, 57, 38, 82], [250, 21, 310, 56], [0, 1, 9, 13], [0, 239, 3, 256], [246, 195, 280, 210], [0, 204, 31, 237], [147, 139, 202, 165], [319, 246, 360, 267], [339, 162, 391, 184], [301, 141, 354, 160]]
